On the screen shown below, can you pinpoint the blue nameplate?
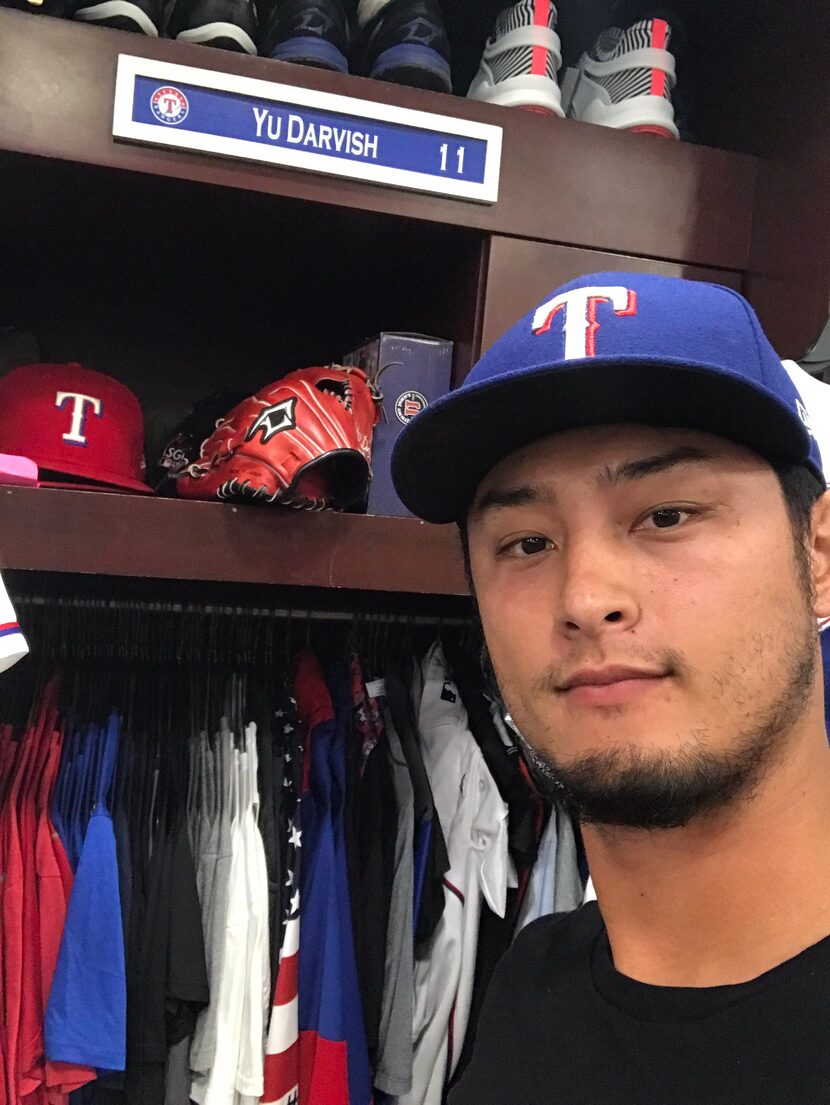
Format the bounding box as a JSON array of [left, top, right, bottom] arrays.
[[113, 56, 502, 204]]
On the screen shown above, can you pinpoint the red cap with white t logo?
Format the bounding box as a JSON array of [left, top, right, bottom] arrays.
[[0, 363, 151, 493]]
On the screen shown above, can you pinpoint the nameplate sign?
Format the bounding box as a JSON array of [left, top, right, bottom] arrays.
[[112, 55, 502, 204]]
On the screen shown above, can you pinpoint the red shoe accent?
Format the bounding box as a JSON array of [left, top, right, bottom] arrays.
[[530, 0, 551, 77], [520, 105, 558, 115], [649, 18, 668, 97], [629, 124, 675, 139]]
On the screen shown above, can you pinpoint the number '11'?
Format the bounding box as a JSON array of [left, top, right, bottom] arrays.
[[439, 143, 465, 175]]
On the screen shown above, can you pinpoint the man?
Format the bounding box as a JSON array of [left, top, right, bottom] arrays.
[[391, 272, 830, 1104]]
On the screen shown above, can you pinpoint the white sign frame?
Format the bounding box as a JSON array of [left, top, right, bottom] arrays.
[[112, 55, 503, 204]]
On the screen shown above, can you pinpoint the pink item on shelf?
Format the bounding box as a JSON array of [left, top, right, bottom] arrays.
[[0, 454, 39, 486]]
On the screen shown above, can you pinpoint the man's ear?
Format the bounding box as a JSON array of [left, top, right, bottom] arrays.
[[811, 491, 830, 619]]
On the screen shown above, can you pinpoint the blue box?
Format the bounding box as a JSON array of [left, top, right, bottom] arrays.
[[343, 332, 453, 517]]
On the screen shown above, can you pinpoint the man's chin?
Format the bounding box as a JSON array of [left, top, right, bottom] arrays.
[[515, 733, 778, 831]]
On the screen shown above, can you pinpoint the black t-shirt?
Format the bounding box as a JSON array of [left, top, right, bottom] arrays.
[[449, 902, 830, 1105]]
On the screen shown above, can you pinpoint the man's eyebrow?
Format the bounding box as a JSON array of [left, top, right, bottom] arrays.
[[596, 446, 715, 487], [470, 446, 716, 520], [470, 483, 555, 520]]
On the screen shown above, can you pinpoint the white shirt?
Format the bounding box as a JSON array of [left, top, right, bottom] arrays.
[[192, 743, 249, 1105], [0, 570, 28, 673], [782, 359, 830, 480], [235, 726, 271, 1105]]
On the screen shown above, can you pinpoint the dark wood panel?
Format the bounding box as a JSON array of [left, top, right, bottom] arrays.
[[479, 239, 743, 356], [0, 487, 467, 595], [690, 1, 830, 358], [0, 8, 756, 269]]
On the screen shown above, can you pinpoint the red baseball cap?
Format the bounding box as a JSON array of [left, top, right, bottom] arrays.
[[0, 363, 152, 493]]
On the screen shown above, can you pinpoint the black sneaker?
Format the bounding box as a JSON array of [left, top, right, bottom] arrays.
[[166, 0, 257, 52], [70, 0, 160, 33], [259, 0, 351, 74], [359, 0, 451, 93]]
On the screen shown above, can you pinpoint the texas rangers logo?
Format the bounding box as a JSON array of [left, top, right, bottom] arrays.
[[55, 391, 103, 447], [245, 397, 297, 444], [150, 86, 189, 126], [395, 390, 428, 425], [796, 398, 814, 435], [532, 286, 638, 358]]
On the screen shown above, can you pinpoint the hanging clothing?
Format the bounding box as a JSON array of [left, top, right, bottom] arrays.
[[552, 802, 584, 914], [119, 731, 207, 1105], [0, 571, 28, 674], [237, 728, 271, 1105], [2, 606, 512, 1105], [262, 693, 303, 1105], [401, 643, 510, 1105], [191, 727, 269, 1105], [191, 728, 234, 1094], [446, 645, 539, 901], [384, 668, 448, 951], [45, 714, 127, 1071], [515, 804, 558, 932], [442, 646, 547, 1093], [250, 693, 282, 995], [344, 658, 398, 1073], [294, 650, 372, 1105], [1, 688, 96, 1105], [372, 695, 414, 1099]]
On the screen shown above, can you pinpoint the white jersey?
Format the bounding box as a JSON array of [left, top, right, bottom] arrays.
[[400, 642, 510, 1105], [782, 359, 830, 482], [0, 570, 28, 673]]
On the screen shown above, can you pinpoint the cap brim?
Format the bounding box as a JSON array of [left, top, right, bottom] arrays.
[[391, 359, 815, 524], [36, 457, 153, 494], [40, 478, 153, 494]]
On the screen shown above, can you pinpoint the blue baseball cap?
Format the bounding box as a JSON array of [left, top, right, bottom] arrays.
[[391, 272, 825, 524]]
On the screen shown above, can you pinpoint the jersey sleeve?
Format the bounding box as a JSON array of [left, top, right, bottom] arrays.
[[0, 570, 28, 673]]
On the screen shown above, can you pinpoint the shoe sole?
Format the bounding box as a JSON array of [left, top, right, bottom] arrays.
[[267, 34, 349, 73], [469, 74, 563, 116], [370, 43, 451, 93], [630, 123, 675, 139], [176, 20, 256, 52], [568, 83, 678, 138], [73, 0, 157, 33]]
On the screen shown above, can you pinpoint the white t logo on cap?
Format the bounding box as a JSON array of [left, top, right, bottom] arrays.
[[796, 398, 815, 436], [56, 391, 103, 446], [532, 286, 638, 358]]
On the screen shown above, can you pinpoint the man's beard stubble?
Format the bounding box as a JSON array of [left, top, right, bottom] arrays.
[[493, 617, 818, 833]]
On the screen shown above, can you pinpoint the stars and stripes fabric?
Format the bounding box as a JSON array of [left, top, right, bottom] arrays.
[[263, 694, 304, 1105]]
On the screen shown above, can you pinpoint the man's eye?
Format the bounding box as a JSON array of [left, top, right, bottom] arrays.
[[640, 507, 696, 530], [502, 536, 552, 558]]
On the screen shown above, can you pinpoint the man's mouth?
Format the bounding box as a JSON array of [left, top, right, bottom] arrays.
[[557, 666, 670, 705]]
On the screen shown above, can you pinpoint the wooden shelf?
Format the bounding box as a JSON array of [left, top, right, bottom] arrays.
[[0, 487, 467, 596], [0, 7, 755, 270]]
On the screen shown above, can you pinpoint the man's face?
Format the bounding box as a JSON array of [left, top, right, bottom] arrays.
[[467, 424, 821, 828]]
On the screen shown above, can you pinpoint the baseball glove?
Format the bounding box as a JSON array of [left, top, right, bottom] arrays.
[[176, 365, 380, 510]]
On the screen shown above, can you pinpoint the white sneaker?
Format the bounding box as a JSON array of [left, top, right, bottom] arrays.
[[468, 0, 564, 117], [561, 16, 679, 138]]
